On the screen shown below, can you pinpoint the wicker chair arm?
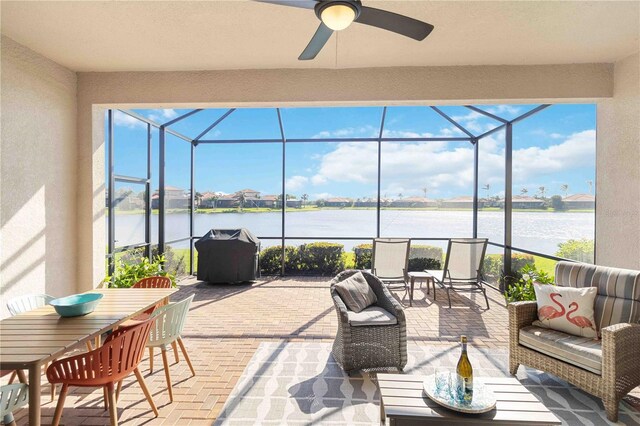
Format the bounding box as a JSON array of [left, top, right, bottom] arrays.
[[377, 286, 405, 322], [601, 322, 640, 380], [330, 289, 350, 323], [508, 301, 537, 327], [508, 301, 537, 344]]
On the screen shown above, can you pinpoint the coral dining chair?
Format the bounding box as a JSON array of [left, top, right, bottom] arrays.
[[47, 318, 158, 426], [147, 294, 195, 402], [132, 276, 173, 315]]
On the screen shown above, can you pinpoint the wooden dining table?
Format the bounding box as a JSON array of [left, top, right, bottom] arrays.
[[0, 287, 177, 426]]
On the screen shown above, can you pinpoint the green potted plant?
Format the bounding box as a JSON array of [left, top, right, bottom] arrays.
[[504, 264, 554, 303], [105, 254, 176, 288]]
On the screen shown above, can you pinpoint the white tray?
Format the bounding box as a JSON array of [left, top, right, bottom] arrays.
[[423, 373, 497, 414]]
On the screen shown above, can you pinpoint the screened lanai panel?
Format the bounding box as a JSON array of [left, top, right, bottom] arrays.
[[477, 129, 506, 245], [164, 109, 229, 139], [511, 104, 596, 262], [379, 141, 474, 239], [434, 106, 504, 136], [112, 110, 148, 178], [114, 181, 146, 248], [163, 133, 191, 242], [284, 142, 377, 238], [198, 108, 281, 140], [280, 107, 383, 139], [473, 104, 542, 121], [194, 142, 283, 238], [382, 106, 470, 138]]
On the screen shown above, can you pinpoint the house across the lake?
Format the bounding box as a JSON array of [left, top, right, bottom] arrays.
[[563, 193, 595, 209], [390, 197, 436, 208], [324, 197, 353, 207], [511, 195, 545, 209], [151, 186, 190, 209], [440, 196, 483, 209]]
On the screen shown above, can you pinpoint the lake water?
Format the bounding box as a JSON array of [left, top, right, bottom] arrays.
[[112, 209, 594, 257]]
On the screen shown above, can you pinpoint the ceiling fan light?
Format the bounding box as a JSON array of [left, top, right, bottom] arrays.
[[320, 4, 356, 31]]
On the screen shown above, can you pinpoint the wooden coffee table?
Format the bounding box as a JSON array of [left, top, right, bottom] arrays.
[[378, 374, 561, 425]]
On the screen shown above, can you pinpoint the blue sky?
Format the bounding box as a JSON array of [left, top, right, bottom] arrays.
[[109, 104, 596, 200]]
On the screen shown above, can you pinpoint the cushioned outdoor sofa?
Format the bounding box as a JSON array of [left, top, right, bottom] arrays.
[[509, 261, 640, 422]]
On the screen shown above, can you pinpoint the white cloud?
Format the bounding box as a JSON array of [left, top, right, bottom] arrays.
[[308, 141, 475, 197], [113, 110, 145, 129], [147, 109, 178, 123], [298, 128, 594, 198], [484, 105, 521, 116], [162, 109, 178, 119], [312, 192, 333, 200], [286, 175, 309, 191], [312, 125, 378, 139], [512, 130, 595, 184]]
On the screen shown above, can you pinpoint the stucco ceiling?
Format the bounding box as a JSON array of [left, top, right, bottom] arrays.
[[1, 1, 638, 72]]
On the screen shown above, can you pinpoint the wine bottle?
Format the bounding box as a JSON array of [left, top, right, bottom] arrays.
[[456, 335, 473, 397]]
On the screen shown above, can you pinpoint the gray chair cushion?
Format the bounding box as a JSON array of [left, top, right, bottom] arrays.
[[334, 271, 377, 313], [348, 306, 397, 327], [519, 325, 602, 374]]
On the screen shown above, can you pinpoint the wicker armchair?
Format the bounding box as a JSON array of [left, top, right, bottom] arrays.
[[509, 261, 640, 422], [330, 270, 407, 375]]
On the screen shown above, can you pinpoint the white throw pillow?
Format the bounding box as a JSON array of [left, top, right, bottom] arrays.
[[533, 283, 598, 339]]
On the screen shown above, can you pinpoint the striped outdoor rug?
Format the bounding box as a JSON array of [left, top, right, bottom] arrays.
[[216, 341, 640, 425]]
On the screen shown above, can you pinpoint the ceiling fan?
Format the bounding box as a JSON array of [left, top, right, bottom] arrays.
[[257, 0, 434, 60]]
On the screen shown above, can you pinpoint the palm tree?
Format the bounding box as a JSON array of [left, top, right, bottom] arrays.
[[538, 186, 546, 199], [397, 192, 403, 199], [236, 191, 247, 212], [301, 193, 309, 207], [586, 180, 593, 194], [482, 184, 490, 199], [520, 187, 528, 196], [560, 184, 569, 197], [422, 187, 428, 198]]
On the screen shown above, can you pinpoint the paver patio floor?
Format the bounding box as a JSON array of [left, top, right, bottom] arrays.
[[10, 276, 516, 425]]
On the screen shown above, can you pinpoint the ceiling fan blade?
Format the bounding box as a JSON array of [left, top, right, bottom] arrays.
[[355, 6, 434, 41], [298, 23, 333, 60], [255, 0, 317, 9]]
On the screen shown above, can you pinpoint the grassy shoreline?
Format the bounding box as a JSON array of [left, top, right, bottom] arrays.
[[110, 206, 595, 215]]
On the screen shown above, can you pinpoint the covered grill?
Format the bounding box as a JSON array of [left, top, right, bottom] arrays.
[[195, 229, 260, 283]]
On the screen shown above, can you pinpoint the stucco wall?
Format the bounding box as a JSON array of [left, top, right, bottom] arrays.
[[0, 36, 78, 318], [596, 52, 640, 269]]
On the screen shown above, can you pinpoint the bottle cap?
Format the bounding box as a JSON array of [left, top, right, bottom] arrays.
[[461, 335, 467, 343]]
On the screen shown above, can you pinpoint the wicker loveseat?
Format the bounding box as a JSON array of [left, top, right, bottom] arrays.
[[509, 261, 640, 422], [330, 270, 407, 374]]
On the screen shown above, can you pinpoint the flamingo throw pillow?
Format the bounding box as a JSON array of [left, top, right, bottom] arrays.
[[533, 283, 598, 339]]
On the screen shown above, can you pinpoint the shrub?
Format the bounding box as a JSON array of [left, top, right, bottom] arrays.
[[410, 245, 444, 262], [259, 245, 298, 274], [353, 243, 373, 269], [504, 263, 554, 303], [408, 257, 441, 271], [106, 254, 176, 288], [297, 242, 345, 275], [259, 243, 345, 275], [483, 253, 535, 290], [556, 239, 594, 263], [550, 195, 566, 211]]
